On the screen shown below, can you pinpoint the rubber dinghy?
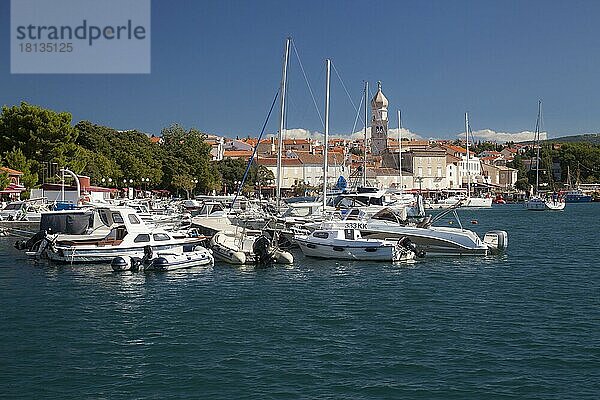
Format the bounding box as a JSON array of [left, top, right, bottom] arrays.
[[210, 230, 293, 265], [112, 245, 213, 272]]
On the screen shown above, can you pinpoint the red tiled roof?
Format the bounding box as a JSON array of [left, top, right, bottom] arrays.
[[224, 150, 253, 158], [0, 167, 23, 175], [445, 145, 467, 154]]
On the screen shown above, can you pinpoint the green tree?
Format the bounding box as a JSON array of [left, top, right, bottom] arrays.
[[0, 171, 10, 190], [4, 148, 38, 189], [514, 178, 531, 193], [171, 174, 196, 199], [217, 158, 247, 192], [0, 102, 77, 162], [161, 124, 219, 193]]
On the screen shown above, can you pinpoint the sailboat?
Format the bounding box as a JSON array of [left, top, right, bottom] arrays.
[[463, 113, 492, 208], [524, 100, 565, 211], [563, 165, 592, 203]]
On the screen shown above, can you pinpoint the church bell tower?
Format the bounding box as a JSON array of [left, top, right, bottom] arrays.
[[371, 81, 389, 155]]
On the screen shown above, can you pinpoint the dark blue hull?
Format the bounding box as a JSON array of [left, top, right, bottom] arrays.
[[564, 195, 592, 203]]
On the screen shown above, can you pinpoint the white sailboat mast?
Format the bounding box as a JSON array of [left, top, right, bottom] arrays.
[[276, 37, 290, 209], [362, 81, 368, 187], [535, 99, 542, 194], [323, 59, 331, 211], [465, 112, 471, 197], [398, 110, 403, 192]]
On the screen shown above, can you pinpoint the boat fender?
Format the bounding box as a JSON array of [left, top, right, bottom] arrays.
[[112, 256, 131, 272], [150, 257, 169, 271], [471, 220, 478, 224]]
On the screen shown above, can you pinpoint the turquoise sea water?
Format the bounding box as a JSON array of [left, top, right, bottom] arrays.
[[1, 204, 599, 399]]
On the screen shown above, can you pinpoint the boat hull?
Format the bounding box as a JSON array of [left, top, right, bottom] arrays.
[[46, 240, 204, 264], [145, 251, 214, 271]]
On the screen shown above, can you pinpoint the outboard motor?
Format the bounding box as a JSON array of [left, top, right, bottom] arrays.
[[483, 230, 509, 254], [15, 230, 47, 251], [252, 235, 273, 265], [397, 236, 426, 258]]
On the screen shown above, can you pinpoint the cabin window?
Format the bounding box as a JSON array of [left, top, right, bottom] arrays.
[[128, 214, 141, 224], [153, 233, 170, 241], [112, 212, 124, 224], [313, 232, 329, 239], [134, 234, 150, 243]]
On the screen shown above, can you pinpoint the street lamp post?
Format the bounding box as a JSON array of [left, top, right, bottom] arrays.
[[416, 176, 424, 194]]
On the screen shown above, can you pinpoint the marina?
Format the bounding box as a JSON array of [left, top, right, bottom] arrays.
[[2, 1, 600, 398], [1, 203, 598, 398]]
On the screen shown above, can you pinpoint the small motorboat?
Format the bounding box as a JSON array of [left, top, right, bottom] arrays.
[[112, 245, 213, 272], [294, 226, 419, 262], [210, 229, 293, 265]]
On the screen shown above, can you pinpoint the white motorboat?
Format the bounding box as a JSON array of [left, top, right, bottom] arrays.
[[37, 206, 205, 263], [111, 245, 213, 272], [0, 198, 50, 222], [465, 196, 493, 207], [307, 207, 508, 256], [210, 229, 293, 265], [294, 226, 417, 262]]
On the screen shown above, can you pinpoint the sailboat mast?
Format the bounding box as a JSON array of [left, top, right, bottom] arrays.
[[398, 110, 403, 192], [465, 112, 471, 197], [535, 99, 541, 194], [323, 59, 331, 211], [276, 37, 290, 210], [362, 81, 368, 187]]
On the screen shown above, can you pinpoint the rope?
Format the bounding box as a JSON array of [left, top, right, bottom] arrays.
[[291, 40, 324, 128], [351, 90, 364, 136], [331, 62, 364, 126], [231, 89, 280, 210]]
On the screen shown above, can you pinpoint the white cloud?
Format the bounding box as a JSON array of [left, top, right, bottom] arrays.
[[268, 127, 423, 141], [348, 127, 422, 141], [267, 126, 546, 143], [463, 129, 548, 143]]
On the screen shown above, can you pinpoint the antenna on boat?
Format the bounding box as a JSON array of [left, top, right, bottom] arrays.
[[323, 59, 331, 211], [276, 37, 291, 211]]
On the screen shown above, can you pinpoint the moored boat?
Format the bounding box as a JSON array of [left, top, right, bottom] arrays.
[[294, 226, 418, 262], [36, 206, 205, 263], [210, 230, 293, 265], [112, 245, 213, 272]]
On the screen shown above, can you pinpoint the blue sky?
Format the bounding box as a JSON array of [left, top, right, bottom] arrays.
[[2, 0, 600, 141]]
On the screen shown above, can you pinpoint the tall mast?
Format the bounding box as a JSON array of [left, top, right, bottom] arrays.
[[276, 37, 291, 209], [535, 99, 542, 194], [465, 112, 471, 197], [323, 59, 331, 211], [362, 81, 368, 187], [398, 109, 403, 192]]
